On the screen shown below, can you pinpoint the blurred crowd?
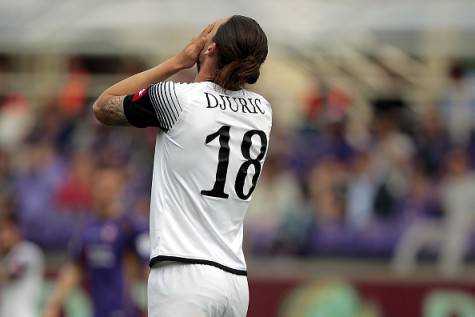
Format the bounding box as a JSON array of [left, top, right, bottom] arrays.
[[246, 60, 475, 273], [1, 56, 475, 269], [0, 57, 154, 250]]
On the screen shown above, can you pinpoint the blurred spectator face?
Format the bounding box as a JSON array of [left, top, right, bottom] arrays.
[[323, 119, 346, 138], [71, 151, 94, 182], [41, 103, 63, 138], [352, 152, 370, 176], [309, 159, 345, 222], [91, 168, 124, 217], [303, 84, 323, 122], [372, 115, 395, 137], [445, 149, 469, 177], [0, 216, 20, 254], [57, 58, 89, 118], [409, 170, 431, 199], [421, 110, 444, 138], [55, 151, 95, 212], [29, 143, 54, 172]]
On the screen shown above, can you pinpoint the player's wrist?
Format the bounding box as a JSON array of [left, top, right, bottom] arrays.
[[168, 55, 190, 71]]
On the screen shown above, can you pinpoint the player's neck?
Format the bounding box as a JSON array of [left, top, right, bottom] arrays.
[[195, 59, 216, 83]]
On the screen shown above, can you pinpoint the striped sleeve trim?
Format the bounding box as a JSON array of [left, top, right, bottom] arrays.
[[149, 82, 184, 131]]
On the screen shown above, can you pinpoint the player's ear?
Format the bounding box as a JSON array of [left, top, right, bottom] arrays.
[[204, 42, 217, 56]]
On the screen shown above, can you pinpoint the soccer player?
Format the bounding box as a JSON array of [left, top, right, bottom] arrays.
[[93, 15, 270, 317], [43, 167, 149, 317], [0, 212, 44, 317]]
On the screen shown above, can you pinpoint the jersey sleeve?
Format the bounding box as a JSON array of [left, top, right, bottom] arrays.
[[123, 81, 188, 131]]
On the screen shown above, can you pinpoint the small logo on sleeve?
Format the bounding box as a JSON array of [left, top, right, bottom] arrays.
[[132, 88, 148, 102]]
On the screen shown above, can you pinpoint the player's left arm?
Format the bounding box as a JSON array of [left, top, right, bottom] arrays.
[[93, 23, 214, 126], [43, 231, 86, 317], [43, 263, 82, 317]]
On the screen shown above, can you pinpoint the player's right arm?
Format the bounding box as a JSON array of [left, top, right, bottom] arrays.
[[93, 23, 214, 126], [42, 263, 82, 317]]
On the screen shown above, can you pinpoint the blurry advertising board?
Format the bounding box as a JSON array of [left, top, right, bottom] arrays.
[[248, 278, 475, 317]]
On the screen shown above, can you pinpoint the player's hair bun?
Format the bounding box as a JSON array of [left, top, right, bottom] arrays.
[[213, 15, 268, 91], [218, 56, 260, 89], [241, 55, 260, 84]]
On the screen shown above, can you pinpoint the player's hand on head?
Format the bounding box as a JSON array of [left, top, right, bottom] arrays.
[[175, 23, 214, 69]]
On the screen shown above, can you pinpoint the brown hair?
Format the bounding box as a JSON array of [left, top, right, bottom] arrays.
[[214, 15, 268, 91]]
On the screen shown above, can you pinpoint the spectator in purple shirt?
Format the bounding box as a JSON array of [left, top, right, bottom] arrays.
[[43, 167, 149, 317]]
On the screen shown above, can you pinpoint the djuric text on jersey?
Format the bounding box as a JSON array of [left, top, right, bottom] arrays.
[[204, 92, 265, 114]]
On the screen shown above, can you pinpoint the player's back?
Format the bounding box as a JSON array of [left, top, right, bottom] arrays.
[[149, 81, 272, 274]]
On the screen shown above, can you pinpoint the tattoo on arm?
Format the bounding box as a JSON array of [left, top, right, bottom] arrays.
[[93, 95, 130, 126]]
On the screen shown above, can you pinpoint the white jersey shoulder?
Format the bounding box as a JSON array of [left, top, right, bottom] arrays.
[[149, 81, 272, 273]]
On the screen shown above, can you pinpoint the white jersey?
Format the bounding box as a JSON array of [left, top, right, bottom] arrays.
[[124, 81, 272, 274], [0, 241, 44, 317]]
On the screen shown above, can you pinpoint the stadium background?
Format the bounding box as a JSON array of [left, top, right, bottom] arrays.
[[2, 0, 475, 316]]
